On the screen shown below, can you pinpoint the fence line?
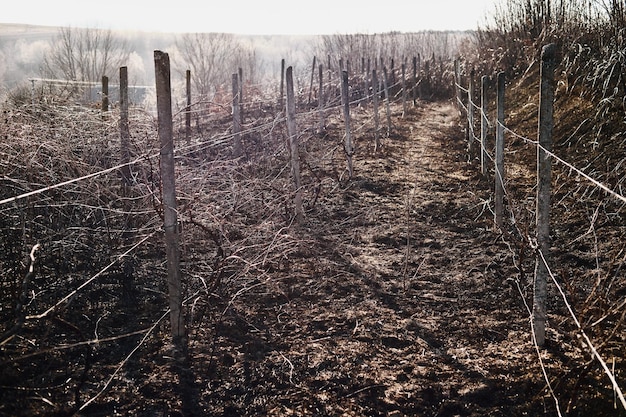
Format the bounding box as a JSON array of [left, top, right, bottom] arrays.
[[457, 79, 626, 208], [2, 50, 447, 410], [455, 44, 626, 412], [3, 62, 413, 209]]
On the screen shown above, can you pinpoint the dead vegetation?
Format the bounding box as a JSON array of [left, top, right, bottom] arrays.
[[0, 34, 625, 417]]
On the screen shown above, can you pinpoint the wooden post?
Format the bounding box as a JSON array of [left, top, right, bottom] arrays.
[[467, 68, 475, 155], [285, 66, 304, 223], [101, 75, 109, 113], [318, 63, 325, 135], [372, 69, 381, 152], [154, 50, 185, 346], [534, 44, 556, 347], [382, 67, 392, 137], [232, 73, 243, 158], [308, 55, 316, 106], [366, 58, 371, 101], [480, 75, 489, 177], [494, 72, 505, 230], [416, 54, 422, 102], [454, 59, 463, 117], [119, 66, 134, 303], [401, 63, 407, 118], [327, 55, 332, 106], [30, 79, 35, 108], [412, 56, 418, 106], [238, 67, 244, 127], [279, 58, 285, 110], [341, 70, 353, 178], [119, 67, 131, 187], [185, 69, 191, 143]]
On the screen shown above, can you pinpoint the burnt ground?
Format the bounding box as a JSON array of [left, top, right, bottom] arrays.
[[2, 99, 622, 417], [127, 100, 548, 416], [185, 101, 551, 416]]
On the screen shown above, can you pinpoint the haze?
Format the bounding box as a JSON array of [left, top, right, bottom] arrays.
[[2, 0, 497, 35]]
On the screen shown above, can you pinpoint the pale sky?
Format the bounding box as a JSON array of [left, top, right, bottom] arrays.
[[2, 0, 499, 35]]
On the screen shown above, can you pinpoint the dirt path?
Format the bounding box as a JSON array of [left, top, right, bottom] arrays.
[[187, 100, 542, 416]]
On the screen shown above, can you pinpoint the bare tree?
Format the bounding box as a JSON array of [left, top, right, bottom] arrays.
[[174, 33, 260, 100], [42, 27, 130, 83]]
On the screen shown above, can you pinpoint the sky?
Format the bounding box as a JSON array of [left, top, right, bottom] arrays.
[[2, 0, 499, 35]]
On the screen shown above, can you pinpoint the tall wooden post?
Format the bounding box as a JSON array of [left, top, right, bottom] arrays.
[[232, 73, 243, 158], [154, 50, 185, 347], [366, 58, 371, 101], [341, 70, 354, 179], [119, 67, 131, 187], [119, 66, 134, 303], [412, 56, 418, 106], [286, 66, 304, 223], [480, 75, 489, 177], [372, 69, 381, 152], [238, 67, 244, 127], [534, 44, 556, 347], [382, 67, 392, 137], [318, 63, 325, 135], [279, 58, 285, 110], [185, 69, 191, 143], [454, 59, 463, 117], [101, 75, 109, 113], [495, 72, 505, 230], [401, 63, 407, 118], [468, 68, 475, 155], [308, 55, 316, 106]]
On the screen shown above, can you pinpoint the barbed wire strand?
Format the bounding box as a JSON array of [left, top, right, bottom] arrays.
[[0, 156, 146, 206], [498, 121, 626, 205], [537, 248, 626, 410]]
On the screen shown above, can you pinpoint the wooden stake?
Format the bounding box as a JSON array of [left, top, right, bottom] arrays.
[[468, 68, 475, 156], [534, 43, 556, 347], [185, 69, 191, 143], [318, 63, 325, 135], [119, 67, 131, 187], [238, 67, 244, 127], [308, 56, 316, 106], [119, 65, 134, 304], [401, 63, 407, 118], [495, 71, 505, 230], [372, 69, 381, 152], [454, 59, 463, 117], [232, 73, 243, 158], [412, 56, 418, 106], [382, 67, 392, 137], [341, 70, 353, 178], [279, 58, 285, 110], [154, 50, 185, 346], [480, 75, 489, 177], [286, 66, 304, 223], [101, 75, 109, 113]]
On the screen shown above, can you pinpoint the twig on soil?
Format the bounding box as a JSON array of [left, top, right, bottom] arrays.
[[278, 351, 295, 384], [345, 384, 386, 398]]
